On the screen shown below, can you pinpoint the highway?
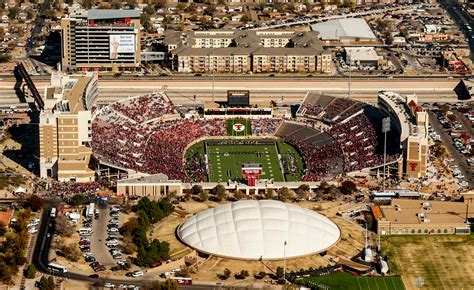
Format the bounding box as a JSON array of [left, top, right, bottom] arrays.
[[32, 200, 224, 289], [0, 78, 461, 109]]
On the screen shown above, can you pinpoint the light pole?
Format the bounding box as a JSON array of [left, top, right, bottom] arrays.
[[283, 240, 287, 283], [382, 117, 391, 192]]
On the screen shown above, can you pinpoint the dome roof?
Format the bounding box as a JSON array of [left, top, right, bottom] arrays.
[[177, 200, 340, 260]]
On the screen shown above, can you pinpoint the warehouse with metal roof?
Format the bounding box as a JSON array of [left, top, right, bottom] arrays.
[[311, 18, 377, 43]]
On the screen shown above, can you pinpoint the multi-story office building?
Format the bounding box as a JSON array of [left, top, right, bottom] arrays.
[[61, 9, 141, 73], [39, 72, 98, 182], [166, 30, 332, 74], [378, 92, 429, 179]]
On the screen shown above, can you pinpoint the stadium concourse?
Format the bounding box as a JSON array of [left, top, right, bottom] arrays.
[[91, 92, 398, 185]]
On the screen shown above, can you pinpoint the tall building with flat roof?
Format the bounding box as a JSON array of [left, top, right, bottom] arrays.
[[378, 92, 429, 179], [61, 9, 141, 73], [39, 72, 98, 182]]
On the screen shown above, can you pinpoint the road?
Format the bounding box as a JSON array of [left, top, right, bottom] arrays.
[[31, 199, 225, 289], [439, 0, 474, 62], [25, 0, 54, 52]]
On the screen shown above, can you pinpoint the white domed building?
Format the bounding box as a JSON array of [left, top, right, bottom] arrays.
[[177, 200, 340, 260]]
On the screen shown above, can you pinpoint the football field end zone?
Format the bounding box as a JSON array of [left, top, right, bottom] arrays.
[[226, 119, 252, 136], [205, 139, 283, 182]]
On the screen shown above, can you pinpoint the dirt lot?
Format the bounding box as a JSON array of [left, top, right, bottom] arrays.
[[152, 200, 365, 284], [382, 234, 474, 290]]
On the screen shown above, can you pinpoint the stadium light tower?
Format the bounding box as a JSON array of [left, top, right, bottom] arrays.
[[382, 117, 391, 192], [283, 240, 287, 283]]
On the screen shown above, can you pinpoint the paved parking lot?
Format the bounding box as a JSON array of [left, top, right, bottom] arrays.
[[91, 204, 115, 266], [428, 108, 473, 188]]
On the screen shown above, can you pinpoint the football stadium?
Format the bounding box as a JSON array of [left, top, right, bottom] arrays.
[[91, 91, 405, 190]]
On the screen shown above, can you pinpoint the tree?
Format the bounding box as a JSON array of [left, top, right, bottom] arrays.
[[147, 279, 179, 290], [199, 191, 208, 202], [69, 194, 86, 206], [234, 189, 244, 200], [278, 187, 291, 201], [0, 222, 6, 236], [295, 184, 310, 199], [275, 266, 284, 279], [204, 4, 216, 16], [81, 0, 94, 9], [241, 14, 251, 23], [8, 6, 20, 19], [55, 216, 74, 237], [234, 269, 249, 279], [25, 264, 36, 279], [28, 195, 44, 212], [120, 217, 140, 237], [191, 185, 203, 195], [58, 242, 81, 262], [339, 180, 356, 195], [111, 0, 122, 8], [265, 188, 274, 200], [153, 0, 168, 9], [38, 276, 55, 290], [212, 184, 226, 201], [218, 268, 231, 280]]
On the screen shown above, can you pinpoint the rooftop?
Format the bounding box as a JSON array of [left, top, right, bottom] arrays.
[[379, 199, 473, 225], [87, 9, 140, 20], [345, 47, 380, 62], [311, 18, 376, 40]]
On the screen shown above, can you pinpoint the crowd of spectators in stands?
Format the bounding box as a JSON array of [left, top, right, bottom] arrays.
[[92, 93, 394, 182], [143, 119, 226, 181], [329, 114, 384, 172], [111, 93, 177, 124]]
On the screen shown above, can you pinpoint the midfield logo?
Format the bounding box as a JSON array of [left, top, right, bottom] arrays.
[[233, 123, 245, 132]]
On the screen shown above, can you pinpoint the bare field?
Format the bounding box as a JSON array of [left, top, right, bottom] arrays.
[[382, 235, 474, 290]]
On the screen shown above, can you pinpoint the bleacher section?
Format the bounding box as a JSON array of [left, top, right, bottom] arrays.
[[298, 93, 366, 123]]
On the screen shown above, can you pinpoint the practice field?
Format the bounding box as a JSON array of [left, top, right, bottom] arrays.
[[382, 234, 474, 290], [298, 272, 405, 290], [185, 138, 304, 183]]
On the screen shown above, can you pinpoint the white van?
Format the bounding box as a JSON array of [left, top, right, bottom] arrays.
[[78, 228, 93, 235]]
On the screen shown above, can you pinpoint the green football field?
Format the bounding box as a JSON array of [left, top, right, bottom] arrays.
[[185, 138, 304, 183], [298, 272, 405, 290]]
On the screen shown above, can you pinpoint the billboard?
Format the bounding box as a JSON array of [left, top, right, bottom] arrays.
[[109, 34, 135, 60]]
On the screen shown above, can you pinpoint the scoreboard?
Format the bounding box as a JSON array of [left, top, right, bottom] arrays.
[[227, 90, 250, 107]]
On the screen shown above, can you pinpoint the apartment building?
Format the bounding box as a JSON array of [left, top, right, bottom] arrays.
[[39, 72, 98, 182], [61, 9, 141, 72], [167, 30, 332, 73]]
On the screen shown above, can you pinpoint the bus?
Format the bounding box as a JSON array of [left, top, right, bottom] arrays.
[[171, 277, 192, 285], [48, 263, 68, 273], [50, 207, 57, 218]]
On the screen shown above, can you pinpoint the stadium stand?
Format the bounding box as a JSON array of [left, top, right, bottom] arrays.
[[92, 92, 396, 183]]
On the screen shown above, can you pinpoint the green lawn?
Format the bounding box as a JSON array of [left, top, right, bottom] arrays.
[[298, 272, 405, 290], [226, 119, 252, 136], [185, 138, 304, 183]]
